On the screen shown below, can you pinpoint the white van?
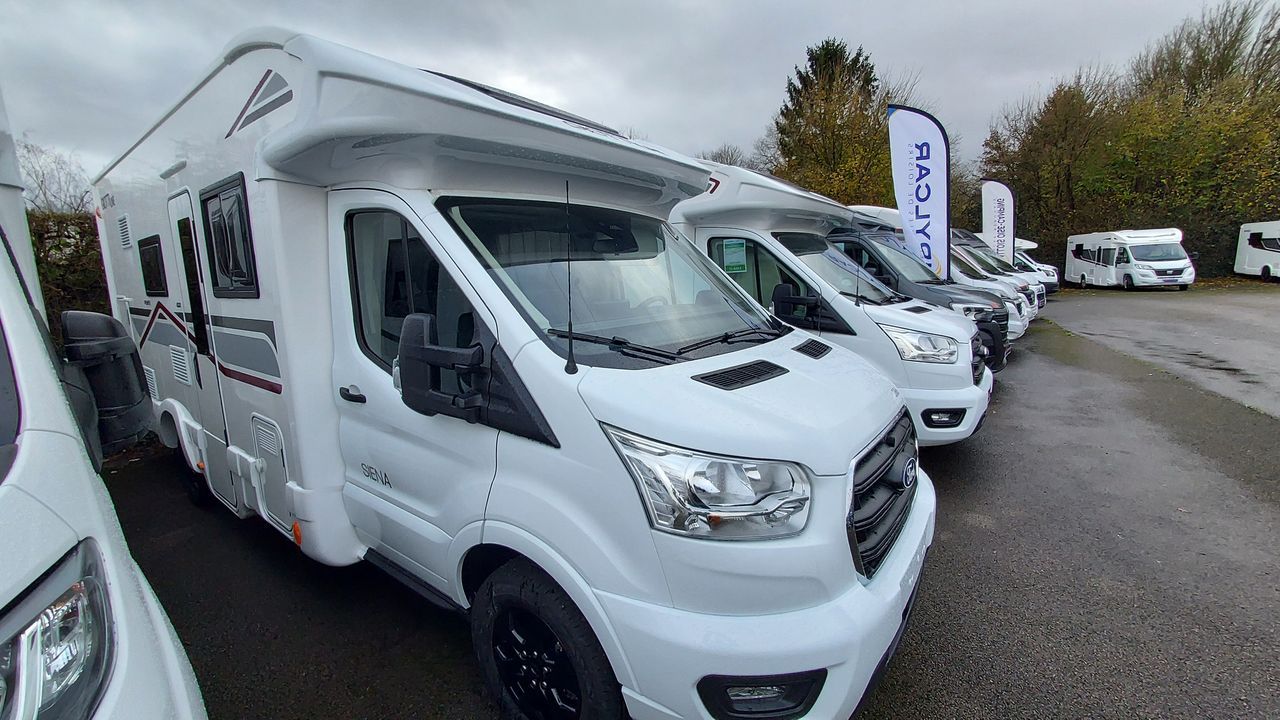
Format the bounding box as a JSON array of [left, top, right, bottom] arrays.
[[0, 88, 206, 719], [94, 30, 935, 718], [1066, 228, 1196, 290], [1234, 221, 1280, 281], [947, 250, 1030, 339], [672, 162, 991, 446]]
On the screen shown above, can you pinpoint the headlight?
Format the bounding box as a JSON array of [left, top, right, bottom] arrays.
[[604, 426, 810, 540], [0, 541, 113, 720], [950, 303, 987, 319], [879, 324, 960, 363], [1136, 264, 1154, 271]]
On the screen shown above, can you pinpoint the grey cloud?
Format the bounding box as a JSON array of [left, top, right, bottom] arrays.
[[0, 0, 1209, 176]]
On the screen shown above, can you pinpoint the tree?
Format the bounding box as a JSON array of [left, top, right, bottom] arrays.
[[697, 143, 748, 167], [17, 138, 91, 213], [768, 39, 916, 206]]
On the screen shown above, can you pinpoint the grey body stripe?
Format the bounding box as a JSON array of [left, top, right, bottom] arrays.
[[137, 319, 188, 349], [210, 329, 281, 377], [210, 315, 277, 346]]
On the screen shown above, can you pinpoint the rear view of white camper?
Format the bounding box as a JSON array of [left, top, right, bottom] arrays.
[[1235, 221, 1280, 280]]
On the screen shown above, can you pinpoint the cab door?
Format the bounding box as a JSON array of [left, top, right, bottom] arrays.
[[166, 192, 236, 506], [328, 189, 498, 590]]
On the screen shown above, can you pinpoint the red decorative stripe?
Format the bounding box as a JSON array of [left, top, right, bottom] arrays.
[[226, 69, 273, 139], [218, 362, 283, 394]]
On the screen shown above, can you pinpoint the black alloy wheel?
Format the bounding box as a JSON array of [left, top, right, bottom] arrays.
[[492, 607, 582, 718], [1262, 267, 1272, 282], [1123, 275, 1134, 290], [472, 558, 626, 720]]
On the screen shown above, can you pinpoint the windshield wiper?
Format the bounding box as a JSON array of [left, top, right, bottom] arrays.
[[546, 328, 681, 364], [675, 326, 785, 355], [839, 291, 883, 305]]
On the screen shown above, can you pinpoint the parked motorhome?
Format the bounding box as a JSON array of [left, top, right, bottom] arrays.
[[828, 229, 1012, 372], [1066, 229, 1195, 290], [0, 87, 206, 719], [95, 30, 935, 718], [1234, 221, 1280, 281], [672, 162, 992, 446], [947, 249, 1030, 340], [953, 230, 1046, 309], [975, 233, 1058, 293]]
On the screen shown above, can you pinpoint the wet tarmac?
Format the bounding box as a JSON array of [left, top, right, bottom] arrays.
[[104, 314, 1280, 719]]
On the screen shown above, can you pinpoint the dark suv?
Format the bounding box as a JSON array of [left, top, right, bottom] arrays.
[[829, 229, 1012, 372]]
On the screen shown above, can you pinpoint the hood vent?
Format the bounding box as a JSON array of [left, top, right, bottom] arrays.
[[693, 360, 787, 390], [902, 305, 932, 314], [793, 339, 831, 359]]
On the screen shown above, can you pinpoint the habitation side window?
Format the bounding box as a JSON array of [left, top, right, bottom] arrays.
[[200, 173, 259, 298], [137, 235, 169, 297], [708, 237, 811, 303], [346, 210, 477, 394]]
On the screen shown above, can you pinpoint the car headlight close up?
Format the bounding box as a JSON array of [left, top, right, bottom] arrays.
[[0, 541, 113, 720], [950, 303, 988, 320], [1136, 264, 1154, 271], [604, 426, 811, 540], [879, 324, 960, 363]]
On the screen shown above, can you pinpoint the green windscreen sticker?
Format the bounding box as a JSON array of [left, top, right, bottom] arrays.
[[722, 239, 747, 273]]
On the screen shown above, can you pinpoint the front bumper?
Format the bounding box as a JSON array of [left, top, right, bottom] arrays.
[[901, 368, 992, 446], [1133, 268, 1195, 286], [604, 473, 937, 720]]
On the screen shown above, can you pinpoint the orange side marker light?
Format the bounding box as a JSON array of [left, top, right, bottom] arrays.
[[292, 521, 303, 547]]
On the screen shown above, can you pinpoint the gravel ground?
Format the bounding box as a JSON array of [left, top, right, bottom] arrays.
[[104, 310, 1280, 719]]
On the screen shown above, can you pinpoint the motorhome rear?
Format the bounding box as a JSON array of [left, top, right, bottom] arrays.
[[672, 162, 992, 447], [1234, 221, 1280, 280], [1066, 228, 1195, 290], [95, 29, 934, 718]]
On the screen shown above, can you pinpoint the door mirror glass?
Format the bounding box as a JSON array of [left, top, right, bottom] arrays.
[[60, 310, 152, 462], [396, 312, 486, 422]]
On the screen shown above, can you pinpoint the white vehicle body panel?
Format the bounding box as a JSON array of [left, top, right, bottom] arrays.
[[675, 163, 990, 446], [1066, 228, 1196, 288], [1234, 221, 1280, 277], [93, 29, 936, 717]]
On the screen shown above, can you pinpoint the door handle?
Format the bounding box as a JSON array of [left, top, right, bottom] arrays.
[[339, 385, 366, 404]]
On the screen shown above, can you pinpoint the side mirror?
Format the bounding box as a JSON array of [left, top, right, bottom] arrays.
[[60, 311, 152, 463], [770, 283, 819, 323], [396, 312, 485, 422]]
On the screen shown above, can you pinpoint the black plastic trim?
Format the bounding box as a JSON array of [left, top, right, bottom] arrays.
[[697, 668, 827, 720], [693, 360, 787, 390], [921, 408, 967, 429]]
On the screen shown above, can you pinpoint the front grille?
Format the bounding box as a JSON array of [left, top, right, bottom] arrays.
[[970, 334, 984, 385], [1019, 288, 1035, 306], [1156, 268, 1182, 277], [847, 412, 918, 578], [992, 309, 1010, 334], [1035, 287, 1046, 307]]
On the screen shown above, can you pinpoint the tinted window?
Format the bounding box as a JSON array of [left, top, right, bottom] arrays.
[[348, 210, 478, 393], [1129, 243, 1188, 261], [201, 174, 259, 297], [137, 235, 168, 297]]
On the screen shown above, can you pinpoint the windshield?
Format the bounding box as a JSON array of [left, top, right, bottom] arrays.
[[1129, 243, 1188, 261], [951, 250, 988, 280], [869, 239, 942, 283], [973, 248, 1020, 273], [441, 199, 777, 369], [774, 233, 898, 304], [960, 247, 1010, 276]]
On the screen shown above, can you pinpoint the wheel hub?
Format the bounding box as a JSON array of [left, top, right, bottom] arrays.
[[493, 607, 582, 719]]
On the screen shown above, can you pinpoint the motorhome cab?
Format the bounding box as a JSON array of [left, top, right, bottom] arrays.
[[952, 232, 1045, 312], [947, 249, 1030, 340], [1067, 228, 1196, 290], [95, 30, 935, 719], [974, 233, 1059, 294], [672, 162, 992, 446], [1234, 221, 1280, 281], [0, 88, 206, 719]]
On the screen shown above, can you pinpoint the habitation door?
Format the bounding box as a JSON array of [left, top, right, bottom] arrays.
[[328, 189, 498, 589], [166, 192, 236, 506]]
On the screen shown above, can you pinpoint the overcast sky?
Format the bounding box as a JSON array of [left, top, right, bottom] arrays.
[[1, 0, 1211, 178]]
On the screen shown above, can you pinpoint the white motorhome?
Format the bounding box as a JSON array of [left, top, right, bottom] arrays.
[[0, 88, 206, 718], [847, 205, 903, 232], [1066, 228, 1195, 290], [1234, 221, 1280, 281], [95, 30, 935, 718], [673, 163, 992, 447]]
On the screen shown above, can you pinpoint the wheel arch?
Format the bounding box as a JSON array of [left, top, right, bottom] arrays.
[[454, 522, 639, 692]]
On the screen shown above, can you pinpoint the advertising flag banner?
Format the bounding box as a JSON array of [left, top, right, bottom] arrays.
[[888, 104, 950, 278], [981, 179, 1016, 263]]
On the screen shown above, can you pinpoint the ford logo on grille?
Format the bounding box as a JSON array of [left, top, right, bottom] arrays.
[[900, 457, 918, 489]]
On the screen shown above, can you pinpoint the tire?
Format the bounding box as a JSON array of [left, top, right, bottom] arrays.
[[1122, 275, 1134, 290], [1263, 267, 1272, 282], [472, 558, 625, 720], [1079, 274, 1088, 288], [1178, 284, 1189, 291]]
